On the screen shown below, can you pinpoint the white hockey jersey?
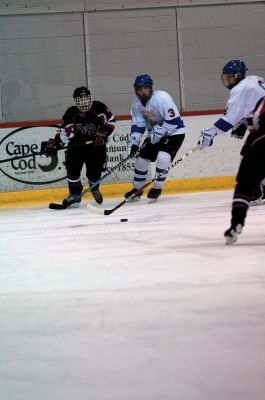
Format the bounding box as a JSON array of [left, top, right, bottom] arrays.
[[214, 75, 265, 133], [130, 90, 185, 144]]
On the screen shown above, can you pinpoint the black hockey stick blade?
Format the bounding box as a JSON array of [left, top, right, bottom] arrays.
[[103, 188, 147, 215], [49, 202, 69, 210], [103, 199, 127, 215]]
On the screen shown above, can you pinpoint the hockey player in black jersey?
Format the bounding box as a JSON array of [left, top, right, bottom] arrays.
[[44, 86, 116, 207], [224, 96, 265, 244]]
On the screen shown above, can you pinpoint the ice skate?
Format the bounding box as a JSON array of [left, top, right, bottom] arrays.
[[250, 186, 265, 206], [125, 187, 143, 201], [224, 224, 243, 245], [62, 193, 81, 208], [91, 189, 103, 204], [147, 188, 162, 203]]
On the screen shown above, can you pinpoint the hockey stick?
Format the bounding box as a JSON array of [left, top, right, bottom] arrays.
[[0, 140, 93, 164], [49, 150, 138, 209], [81, 152, 135, 199], [87, 144, 200, 216], [0, 151, 45, 164]]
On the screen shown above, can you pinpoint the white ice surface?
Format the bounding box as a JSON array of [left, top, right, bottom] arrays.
[[0, 190, 264, 400]]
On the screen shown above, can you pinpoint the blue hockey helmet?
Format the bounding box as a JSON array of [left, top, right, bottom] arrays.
[[222, 60, 248, 89], [222, 60, 248, 75], [134, 74, 154, 88], [134, 74, 154, 101]]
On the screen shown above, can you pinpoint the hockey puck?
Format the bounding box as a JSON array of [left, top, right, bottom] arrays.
[[120, 218, 128, 222]]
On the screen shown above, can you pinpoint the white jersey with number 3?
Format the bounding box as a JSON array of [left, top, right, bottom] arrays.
[[131, 90, 185, 143]]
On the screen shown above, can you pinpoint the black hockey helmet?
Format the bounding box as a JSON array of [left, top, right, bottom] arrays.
[[73, 86, 91, 99], [73, 86, 92, 111]]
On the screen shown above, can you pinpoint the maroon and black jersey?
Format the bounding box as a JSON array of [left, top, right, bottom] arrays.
[[241, 96, 265, 156], [46, 98, 115, 198], [53, 100, 116, 148], [62, 100, 116, 138], [249, 96, 265, 133]]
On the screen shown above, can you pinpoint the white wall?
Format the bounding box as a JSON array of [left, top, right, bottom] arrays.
[[1, 2, 265, 121]]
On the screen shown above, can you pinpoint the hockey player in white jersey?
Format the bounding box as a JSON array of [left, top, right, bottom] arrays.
[[198, 59, 265, 203], [199, 60, 265, 148], [125, 74, 185, 201]]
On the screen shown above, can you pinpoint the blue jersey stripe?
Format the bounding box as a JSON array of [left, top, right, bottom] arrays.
[[165, 116, 185, 128], [131, 124, 145, 134], [214, 118, 233, 132]]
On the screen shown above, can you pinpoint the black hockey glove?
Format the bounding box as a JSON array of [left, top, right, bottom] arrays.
[[231, 124, 247, 139], [42, 138, 62, 157], [130, 144, 139, 157], [94, 131, 108, 147]]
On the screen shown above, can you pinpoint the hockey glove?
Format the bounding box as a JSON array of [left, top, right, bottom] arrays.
[[127, 133, 141, 157], [231, 124, 247, 139], [98, 113, 108, 127], [150, 124, 168, 144], [64, 124, 75, 135], [130, 144, 139, 157], [198, 127, 216, 149], [94, 131, 108, 147], [43, 138, 62, 157]]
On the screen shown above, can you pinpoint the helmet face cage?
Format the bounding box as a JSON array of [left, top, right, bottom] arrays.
[[73, 87, 92, 112], [221, 60, 248, 89], [75, 94, 92, 112], [134, 74, 154, 100]]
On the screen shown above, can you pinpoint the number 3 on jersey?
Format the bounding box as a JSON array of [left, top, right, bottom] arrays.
[[168, 108, 176, 118]]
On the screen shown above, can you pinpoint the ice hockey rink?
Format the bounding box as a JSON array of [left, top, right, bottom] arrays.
[[0, 190, 264, 400]]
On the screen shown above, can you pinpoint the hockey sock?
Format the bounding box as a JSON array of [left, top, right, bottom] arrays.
[[152, 151, 171, 190]]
